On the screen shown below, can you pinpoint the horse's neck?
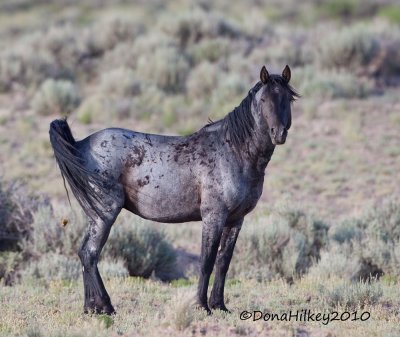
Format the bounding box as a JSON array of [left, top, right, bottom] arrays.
[[246, 108, 276, 172]]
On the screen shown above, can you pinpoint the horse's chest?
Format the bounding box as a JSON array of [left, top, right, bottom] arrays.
[[224, 176, 264, 216]]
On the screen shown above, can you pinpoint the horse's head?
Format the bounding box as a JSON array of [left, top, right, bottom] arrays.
[[255, 65, 299, 145]]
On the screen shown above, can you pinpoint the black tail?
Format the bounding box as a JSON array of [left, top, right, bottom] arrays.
[[49, 119, 109, 220]]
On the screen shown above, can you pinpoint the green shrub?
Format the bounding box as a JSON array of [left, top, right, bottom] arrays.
[[104, 216, 177, 281], [379, 5, 400, 24], [0, 180, 39, 252], [76, 95, 104, 124], [186, 61, 219, 99], [308, 243, 360, 280], [316, 23, 379, 73], [159, 7, 240, 47], [32, 79, 81, 116], [187, 37, 230, 64], [317, 0, 359, 19], [0, 251, 22, 285], [0, 54, 25, 92], [249, 33, 309, 69], [294, 66, 372, 99], [210, 72, 247, 118], [21, 205, 87, 258], [100, 42, 138, 71], [88, 15, 144, 52], [136, 46, 190, 92], [319, 281, 383, 309], [231, 202, 328, 282], [314, 196, 400, 281], [21, 253, 128, 282], [22, 252, 81, 281], [99, 68, 141, 97], [98, 258, 129, 279]]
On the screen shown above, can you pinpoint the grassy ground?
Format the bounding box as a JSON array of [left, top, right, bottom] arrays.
[[2, 275, 400, 337], [1, 0, 400, 336]]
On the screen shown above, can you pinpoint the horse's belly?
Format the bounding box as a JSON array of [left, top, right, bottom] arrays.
[[123, 183, 201, 223]]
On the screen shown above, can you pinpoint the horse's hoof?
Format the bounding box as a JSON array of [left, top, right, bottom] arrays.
[[210, 303, 231, 313], [84, 302, 115, 315], [195, 303, 212, 315]]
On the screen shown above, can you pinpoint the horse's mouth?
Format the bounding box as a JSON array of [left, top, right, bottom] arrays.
[[271, 132, 287, 145], [273, 138, 286, 145]]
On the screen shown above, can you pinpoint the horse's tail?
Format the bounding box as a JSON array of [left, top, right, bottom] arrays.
[[49, 118, 108, 220]]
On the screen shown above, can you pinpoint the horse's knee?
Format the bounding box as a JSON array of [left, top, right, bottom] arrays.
[[78, 246, 99, 267]]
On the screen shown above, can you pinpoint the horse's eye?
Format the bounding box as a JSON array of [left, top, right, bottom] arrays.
[[260, 98, 265, 102]]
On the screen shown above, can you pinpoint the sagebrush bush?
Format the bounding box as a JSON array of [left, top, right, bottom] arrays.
[[88, 15, 144, 52], [231, 203, 328, 282], [186, 61, 219, 99], [99, 68, 141, 97], [136, 46, 190, 92], [76, 95, 104, 124], [100, 42, 138, 71], [22, 252, 82, 281], [0, 180, 40, 252], [17, 204, 177, 281], [104, 215, 177, 281], [210, 72, 247, 118], [98, 258, 129, 279], [315, 21, 400, 78], [308, 243, 360, 280], [315, 196, 400, 281], [319, 281, 383, 309], [249, 31, 309, 69], [317, 23, 379, 72], [159, 7, 240, 47], [21, 205, 86, 258], [293, 66, 372, 99], [32, 79, 81, 116], [0, 251, 22, 285], [187, 37, 230, 64]]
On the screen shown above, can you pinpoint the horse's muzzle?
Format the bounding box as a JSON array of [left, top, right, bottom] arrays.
[[270, 127, 287, 145]]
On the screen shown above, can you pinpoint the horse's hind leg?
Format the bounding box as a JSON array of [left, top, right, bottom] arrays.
[[209, 218, 243, 312], [78, 190, 124, 315]]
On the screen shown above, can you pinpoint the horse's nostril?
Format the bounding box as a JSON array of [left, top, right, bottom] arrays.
[[270, 127, 275, 135]]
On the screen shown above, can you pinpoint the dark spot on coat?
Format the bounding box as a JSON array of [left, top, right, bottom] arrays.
[[144, 135, 153, 146], [137, 175, 150, 187], [125, 145, 145, 168], [101, 140, 108, 147]]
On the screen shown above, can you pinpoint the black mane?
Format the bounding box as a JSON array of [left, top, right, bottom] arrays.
[[266, 74, 300, 102], [221, 81, 263, 151]]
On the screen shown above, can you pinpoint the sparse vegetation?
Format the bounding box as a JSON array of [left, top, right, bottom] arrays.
[[32, 79, 81, 116], [0, 0, 400, 336]]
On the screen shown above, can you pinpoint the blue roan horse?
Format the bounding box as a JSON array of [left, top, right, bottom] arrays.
[[49, 65, 299, 315]]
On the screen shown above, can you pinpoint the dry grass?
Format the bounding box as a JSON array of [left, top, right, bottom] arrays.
[[1, 275, 400, 337], [1, 0, 400, 336]]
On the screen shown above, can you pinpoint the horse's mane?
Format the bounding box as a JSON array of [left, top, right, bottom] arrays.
[[221, 81, 263, 152]]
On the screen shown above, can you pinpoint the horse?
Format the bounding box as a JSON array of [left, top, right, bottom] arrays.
[[49, 65, 299, 315]]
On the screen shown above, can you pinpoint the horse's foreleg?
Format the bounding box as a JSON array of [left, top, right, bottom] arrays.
[[209, 218, 243, 312], [78, 205, 122, 315], [197, 211, 226, 314]]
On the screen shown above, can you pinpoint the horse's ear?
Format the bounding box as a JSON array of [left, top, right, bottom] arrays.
[[260, 66, 269, 84], [282, 65, 291, 83]]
